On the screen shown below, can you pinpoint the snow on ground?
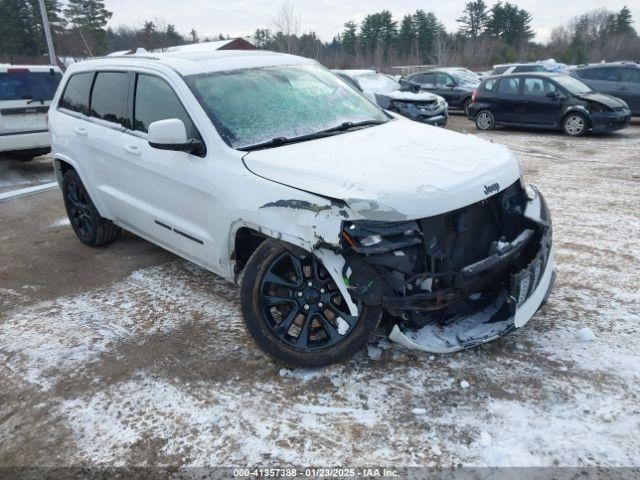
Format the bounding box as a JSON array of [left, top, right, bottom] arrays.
[[1, 121, 639, 467]]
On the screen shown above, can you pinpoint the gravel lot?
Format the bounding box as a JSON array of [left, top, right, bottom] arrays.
[[1, 116, 639, 469]]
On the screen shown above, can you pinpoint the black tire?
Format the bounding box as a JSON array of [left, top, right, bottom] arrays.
[[562, 112, 588, 137], [462, 97, 472, 117], [62, 169, 120, 246], [241, 239, 381, 367], [475, 109, 495, 131]]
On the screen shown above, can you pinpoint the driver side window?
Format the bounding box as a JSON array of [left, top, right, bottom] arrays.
[[134, 74, 199, 140], [435, 73, 452, 87]]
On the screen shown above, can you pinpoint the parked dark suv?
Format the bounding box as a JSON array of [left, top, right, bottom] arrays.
[[406, 68, 479, 115], [467, 73, 631, 136], [570, 62, 640, 116]]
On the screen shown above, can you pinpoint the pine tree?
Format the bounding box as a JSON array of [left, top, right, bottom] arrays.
[[65, 0, 112, 54], [341, 21, 357, 55], [0, 0, 64, 60], [398, 15, 415, 56], [189, 28, 199, 44], [615, 6, 635, 35], [457, 0, 488, 39]]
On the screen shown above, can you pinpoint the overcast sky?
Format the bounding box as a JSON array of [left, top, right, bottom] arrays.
[[103, 0, 640, 43]]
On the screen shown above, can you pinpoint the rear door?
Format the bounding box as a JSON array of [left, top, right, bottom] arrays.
[[0, 67, 61, 136], [619, 67, 640, 114], [494, 77, 522, 123], [521, 77, 563, 126]]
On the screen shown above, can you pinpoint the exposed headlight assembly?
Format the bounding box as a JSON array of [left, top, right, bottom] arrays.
[[341, 220, 422, 254]]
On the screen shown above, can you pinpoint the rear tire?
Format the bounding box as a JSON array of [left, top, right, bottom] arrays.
[[562, 112, 588, 137], [240, 239, 381, 367], [62, 169, 120, 246], [462, 97, 472, 117], [475, 110, 495, 131]]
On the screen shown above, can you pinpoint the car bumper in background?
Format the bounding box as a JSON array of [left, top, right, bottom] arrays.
[[589, 111, 631, 133], [0, 130, 50, 154]]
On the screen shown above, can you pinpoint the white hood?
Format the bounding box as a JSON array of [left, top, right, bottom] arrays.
[[381, 90, 442, 102], [243, 118, 521, 221]]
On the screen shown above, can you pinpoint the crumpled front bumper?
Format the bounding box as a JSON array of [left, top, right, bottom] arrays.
[[388, 185, 555, 353], [589, 110, 631, 133]]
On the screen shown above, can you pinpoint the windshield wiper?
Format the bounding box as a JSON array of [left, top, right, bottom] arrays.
[[318, 119, 387, 134], [238, 119, 387, 152]]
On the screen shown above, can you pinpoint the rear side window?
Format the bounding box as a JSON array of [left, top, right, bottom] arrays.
[[59, 72, 94, 114], [89, 72, 130, 127], [498, 77, 520, 95], [134, 74, 199, 139], [578, 67, 620, 81], [0, 70, 62, 101], [492, 66, 508, 75], [481, 78, 498, 92], [621, 68, 640, 84]]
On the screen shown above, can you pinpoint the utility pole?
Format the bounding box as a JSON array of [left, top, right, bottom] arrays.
[[38, 0, 57, 65]]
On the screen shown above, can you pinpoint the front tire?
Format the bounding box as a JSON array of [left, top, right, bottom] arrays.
[[562, 112, 588, 137], [62, 169, 120, 246], [241, 240, 381, 367], [475, 109, 495, 131]]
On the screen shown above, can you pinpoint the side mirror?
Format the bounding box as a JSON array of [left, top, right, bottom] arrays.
[[546, 91, 559, 98], [447, 82, 457, 88], [148, 118, 203, 155]]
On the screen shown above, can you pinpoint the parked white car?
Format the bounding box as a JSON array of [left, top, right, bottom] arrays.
[[0, 64, 62, 159], [48, 50, 555, 366]]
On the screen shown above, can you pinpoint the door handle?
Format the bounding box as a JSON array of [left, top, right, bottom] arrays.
[[74, 126, 87, 136], [619, 87, 627, 91], [124, 144, 141, 156]]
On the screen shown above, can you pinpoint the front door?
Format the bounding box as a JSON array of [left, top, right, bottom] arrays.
[[110, 72, 220, 269], [521, 77, 563, 126]]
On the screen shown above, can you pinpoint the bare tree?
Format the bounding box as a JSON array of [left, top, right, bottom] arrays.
[[272, 0, 301, 54]]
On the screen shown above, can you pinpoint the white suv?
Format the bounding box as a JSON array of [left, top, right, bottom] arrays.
[[0, 65, 62, 159], [48, 50, 555, 366]]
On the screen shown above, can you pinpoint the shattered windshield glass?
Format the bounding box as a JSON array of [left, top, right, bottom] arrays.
[[185, 64, 388, 149]]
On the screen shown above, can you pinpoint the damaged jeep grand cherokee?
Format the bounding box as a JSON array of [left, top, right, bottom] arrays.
[[49, 49, 554, 367]]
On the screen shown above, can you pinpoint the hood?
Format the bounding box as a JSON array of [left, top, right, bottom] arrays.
[[243, 119, 521, 221], [578, 92, 628, 109], [379, 90, 441, 102]]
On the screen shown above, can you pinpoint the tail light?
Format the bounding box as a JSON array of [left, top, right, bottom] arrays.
[[471, 88, 478, 103]]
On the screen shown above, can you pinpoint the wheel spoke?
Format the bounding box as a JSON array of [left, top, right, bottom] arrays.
[[273, 307, 299, 336], [295, 311, 313, 348], [262, 295, 296, 307], [317, 315, 342, 342], [263, 271, 299, 289], [282, 251, 304, 286]]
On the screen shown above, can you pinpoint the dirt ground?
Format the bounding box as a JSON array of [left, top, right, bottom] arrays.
[[1, 115, 639, 469]]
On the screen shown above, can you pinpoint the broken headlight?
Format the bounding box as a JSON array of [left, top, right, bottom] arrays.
[[341, 220, 422, 254]]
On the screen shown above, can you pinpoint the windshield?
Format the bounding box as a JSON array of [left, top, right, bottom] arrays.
[[554, 75, 592, 95], [185, 64, 387, 150], [355, 74, 400, 94], [453, 70, 480, 84], [0, 71, 62, 101]]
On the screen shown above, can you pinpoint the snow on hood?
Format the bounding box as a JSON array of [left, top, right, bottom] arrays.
[[379, 90, 442, 102], [243, 119, 521, 221]]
